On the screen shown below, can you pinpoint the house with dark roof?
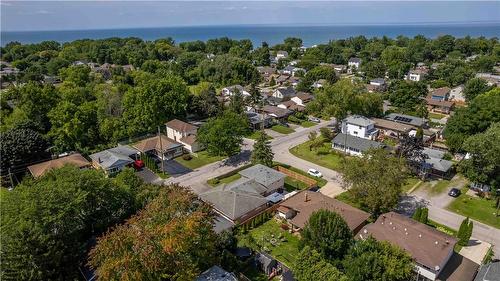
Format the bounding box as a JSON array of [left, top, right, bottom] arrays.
[[272, 86, 296, 100], [245, 111, 273, 130], [421, 148, 454, 179], [165, 119, 201, 152], [255, 252, 278, 276], [132, 134, 184, 161], [260, 105, 293, 121], [276, 51, 289, 60], [291, 92, 313, 106], [196, 265, 238, 281], [28, 153, 91, 178], [430, 87, 451, 102], [360, 212, 458, 281], [474, 261, 500, 281], [89, 145, 139, 175], [332, 133, 386, 156]]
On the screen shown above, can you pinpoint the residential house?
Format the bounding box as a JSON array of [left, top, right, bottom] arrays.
[[476, 73, 500, 87], [421, 148, 454, 179], [276, 51, 289, 60], [348, 57, 362, 72], [449, 85, 465, 103], [278, 100, 305, 112], [165, 119, 201, 152], [370, 78, 386, 87], [341, 115, 379, 140], [425, 98, 455, 114], [272, 86, 296, 100], [28, 153, 91, 178], [257, 66, 276, 82], [288, 76, 301, 87], [291, 92, 313, 106], [132, 134, 184, 161], [359, 212, 457, 281], [385, 113, 428, 128], [281, 65, 305, 77], [246, 111, 273, 130], [260, 105, 293, 122], [332, 133, 386, 156], [405, 68, 429, 82], [371, 118, 415, 139], [429, 87, 451, 102], [312, 79, 327, 89], [255, 252, 278, 276], [196, 266, 238, 281], [276, 75, 290, 86], [474, 261, 500, 281], [333, 64, 347, 73], [221, 85, 250, 97], [89, 145, 140, 176], [277, 191, 370, 234], [200, 164, 286, 223]]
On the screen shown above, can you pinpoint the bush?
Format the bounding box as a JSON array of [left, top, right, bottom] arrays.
[[316, 146, 330, 155], [288, 115, 301, 124], [182, 154, 192, 161]]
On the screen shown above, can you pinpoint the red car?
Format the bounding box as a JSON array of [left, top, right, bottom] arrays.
[[133, 160, 145, 170]]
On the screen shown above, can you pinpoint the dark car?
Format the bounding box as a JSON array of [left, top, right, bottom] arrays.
[[448, 188, 461, 197]]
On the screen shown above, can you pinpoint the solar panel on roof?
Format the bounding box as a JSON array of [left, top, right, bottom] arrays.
[[394, 116, 412, 123]]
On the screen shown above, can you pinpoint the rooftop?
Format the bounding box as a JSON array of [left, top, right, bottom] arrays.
[[261, 105, 293, 118], [165, 119, 197, 133], [28, 153, 91, 178], [196, 265, 237, 281], [333, 133, 385, 152], [371, 118, 415, 133], [385, 113, 426, 127], [89, 145, 138, 170], [132, 134, 183, 153], [343, 115, 375, 127], [361, 212, 457, 272], [431, 87, 451, 97], [239, 164, 286, 188], [474, 261, 500, 281]]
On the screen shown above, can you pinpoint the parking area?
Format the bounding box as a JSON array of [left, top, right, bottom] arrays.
[[162, 160, 192, 177], [136, 168, 163, 184]]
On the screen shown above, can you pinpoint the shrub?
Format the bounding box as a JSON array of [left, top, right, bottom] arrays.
[[182, 154, 192, 161]]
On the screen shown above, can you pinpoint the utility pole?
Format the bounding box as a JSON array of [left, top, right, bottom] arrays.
[[158, 126, 165, 174], [8, 168, 14, 189]]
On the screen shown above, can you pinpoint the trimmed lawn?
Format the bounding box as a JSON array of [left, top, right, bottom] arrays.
[[429, 112, 446, 120], [246, 130, 273, 140], [403, 177, 422, 193], [174, 151, 224, 170], [271, 125, 295, 134], [207, 173, 241, 187], [237, 220, 301, 268], [284, 176, 309, 192], [300, 121, 316, 128], [447, 193, 500, 229], [335, 191, 366, 212], [417, 179, 452, 195], [289, 140, 344, 171]]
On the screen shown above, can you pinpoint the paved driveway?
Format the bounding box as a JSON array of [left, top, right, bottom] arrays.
[[136, 168, 162, 185], [162, 160, 192, 177]]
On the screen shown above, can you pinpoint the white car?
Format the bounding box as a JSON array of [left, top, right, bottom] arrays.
[[308, 168, 322, 178]]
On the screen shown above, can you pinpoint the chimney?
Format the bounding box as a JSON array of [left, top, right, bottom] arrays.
[[98, 157, 102, 163], [304, 192, 309, 202]]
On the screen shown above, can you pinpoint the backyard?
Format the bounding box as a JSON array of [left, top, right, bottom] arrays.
[[447, 192, 500, 229], [237, 219, 301, 268], [284, 176, 309, 191], [289, 139, 344, 171], [271, 124, 295, 134], [174, 151, 224, 170]]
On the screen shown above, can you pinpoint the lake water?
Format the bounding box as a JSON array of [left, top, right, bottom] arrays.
[[2, 23, 500, 47]]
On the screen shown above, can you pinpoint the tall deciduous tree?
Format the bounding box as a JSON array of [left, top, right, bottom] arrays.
[[89, 185, 218, 280], [342, 237, 414, 281], [251, 131, 274, 167], [197, 110, 249, 156], [300, 209, 353, 261], [341, 149, 408, 216], [293, 246, 348, 281], [463, 78, 492, 102]]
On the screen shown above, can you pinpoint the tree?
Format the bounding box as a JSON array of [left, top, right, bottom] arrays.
[[197, 110, 249, 156], [463, 78, 492, 101], [420, 207, 429, 224], [320, 127, 334, 141], [197, 54, 260, 86], [0, 121, 50, 176], [342, 237, 413, 281], [300, 209, 353, 261], [89, 185, 218, 280], [398, 134, 428, 177], [412, 207, 422, 221], [251, 131, 274, 167], [387, 80, 428, 113], [457, 217, 473, 246], [1, 166, 136, 280], [444, 88, 500, 151], [459, 122, 500, 188], [227, 89, 245, 114], [293, 246, 348, 281], [341, 149, 408, 216], [190, 82, 221, 118]]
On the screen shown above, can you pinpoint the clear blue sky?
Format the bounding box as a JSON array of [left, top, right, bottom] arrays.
[[2, 1, 499, 32]]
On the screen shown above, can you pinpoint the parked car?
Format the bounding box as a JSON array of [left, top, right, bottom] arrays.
[[308, 168, 322, 178], [448, 188, 461, 197], [309, 116, 321, 123], [133, 160, 145, 170]]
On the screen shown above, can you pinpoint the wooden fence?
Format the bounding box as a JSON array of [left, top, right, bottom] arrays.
[[275, 166, 317, 187]]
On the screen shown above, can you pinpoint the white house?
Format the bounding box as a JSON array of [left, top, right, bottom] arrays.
[[221, 85, 250, 97], [405, 68, 428, 82], [341, 115, 378, 140], [449, 84, 465, 102], [272, 86, 296, 99], [291, 92, 313, 106], [276, 51, 289, 60], [165, 119, 202, 152], [348, 57, 361, 71], [281, 66, 305, 77], [312, 79, 327, 89]]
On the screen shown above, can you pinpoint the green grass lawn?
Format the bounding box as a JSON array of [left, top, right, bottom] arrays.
[[284, 176, 309, 191], [335, 191, 366, 212], [300, 121, 316, 128], [428, 112, 446, 119], [417, 179, 452, 195], [271, 124, 295, 134], [403, 177, 422, 193], [447, 193, 500, 229], [289, 140, 344, 171], [237, 220, 301, 268], [246, 130, 273, 140], [207, 173, 241, 187], [174, 151, 224, 170]]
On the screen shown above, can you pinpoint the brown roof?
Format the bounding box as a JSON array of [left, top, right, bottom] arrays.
[[426, 97, 454, 108], [296, 92, 312, 102], [437, 252, 478, 281], [165, 119, 197, 133], [431, 87, 451, 97], [360, 212, 457, 271], [280, 100, 296, 108], [279, 191, 370, 231], [179, 134, 197, 145], [28, 153, 90, 178], [372, 118, 416, 133], [132, 134, 182, 153], [289, 104, 306, 112]]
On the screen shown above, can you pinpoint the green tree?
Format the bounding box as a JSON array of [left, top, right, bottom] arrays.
[[342, 237, 414, 281], [341, 149, 408, 216], [412, 207, 422, 221], [463, 78, 492, 101], [420, 207, 429, 224], [300, 209, 353, 261], [387, 80, 428, 113], [293, 246, 348, 281], [1, 166, 136, 280], [251, 131, 274, 167], [190, 82, 221, 118], [197, 54, 259, 86], [457, 217, 473, 246], [89, 185, 218, 281], [197, 110, 249, 156]]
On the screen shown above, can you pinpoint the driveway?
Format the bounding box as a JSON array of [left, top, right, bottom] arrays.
[[162, 160, 192, 177], [136, 168, 163, 185], [319, 181, 344, 198]]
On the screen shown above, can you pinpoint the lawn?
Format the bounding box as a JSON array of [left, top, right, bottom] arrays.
[[284, 176, 309, 191], [403, 177, 422, 193], [300, 121, 316, 128], [335, 191, 366, 212], [246, 130, 273, 140], [428, 112, 446, 120], [174, 151, 224, 170], [237, 220, 301, 268], [417, 179, 452, 195], [447, 193, 500, 229], [289, 139, 344, 171], [271, 124, 295, 134], [207, 173, 241, 187]]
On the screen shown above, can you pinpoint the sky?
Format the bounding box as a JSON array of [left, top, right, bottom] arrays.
[[1, 1, 500, 32]]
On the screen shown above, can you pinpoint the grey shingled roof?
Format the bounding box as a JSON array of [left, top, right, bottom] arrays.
[[385, 113, 426, 127], [238, 164, 286, 188], [333, 133, 385, 152], [349, 57, 361, 63], [89, 145, 138, 170], [196, 266, 238, 281], [276, 86, 296, 97], [343, 115, 375, 127], [422, 148, 453, 173], [475, 262, 500, 281]]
